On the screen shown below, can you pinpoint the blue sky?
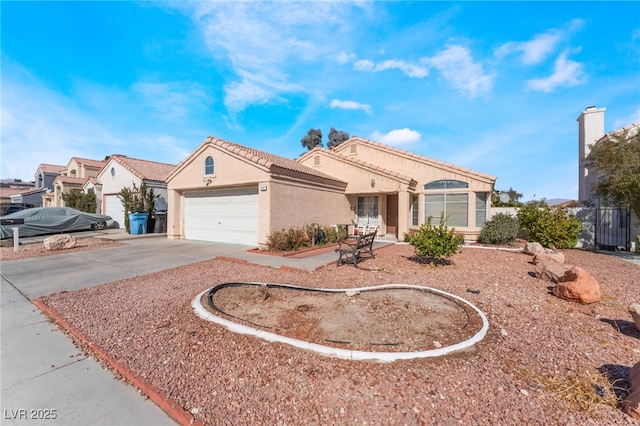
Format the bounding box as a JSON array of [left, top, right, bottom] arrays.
[[2, 1, 639, 201]]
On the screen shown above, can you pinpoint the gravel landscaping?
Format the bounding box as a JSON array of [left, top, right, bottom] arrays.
[[1, 237, 125, 261], [37, 243, 639, 425]]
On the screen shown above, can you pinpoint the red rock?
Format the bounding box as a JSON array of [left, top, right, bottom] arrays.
[[623, 362, 640, 420], [552, 266, 601, 304]]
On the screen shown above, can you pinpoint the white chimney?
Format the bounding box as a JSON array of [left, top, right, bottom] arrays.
[[577, 106, 605, 204]]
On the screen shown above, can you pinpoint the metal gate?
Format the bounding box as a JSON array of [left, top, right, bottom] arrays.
[[595, 208, 631, 250]]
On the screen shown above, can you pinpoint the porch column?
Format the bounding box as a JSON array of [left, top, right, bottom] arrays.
[[397, 191, 410, 240]]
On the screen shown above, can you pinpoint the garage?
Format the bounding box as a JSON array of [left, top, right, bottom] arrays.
[[183, 187, 259, 245], [104, 194, 125, 228]]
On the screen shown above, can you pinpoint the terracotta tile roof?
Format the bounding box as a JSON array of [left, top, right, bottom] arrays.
[[207, 137, 346, 183], [70, 157, 107, 169], [305, 147, 417, 185], [18, 187, 48, 196], [37, 163, 65, 174], [85, 177, 101, 186], [0, 187, 29, 198], [108, 155, 176, 182], [335, 137, 496, 183], [598, 122, 640, 142], [54, 176, 87, 186]]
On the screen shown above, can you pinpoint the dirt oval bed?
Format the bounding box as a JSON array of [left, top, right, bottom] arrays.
[[192, 283, 489, 362]]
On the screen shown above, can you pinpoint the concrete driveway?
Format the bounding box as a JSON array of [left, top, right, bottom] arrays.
[[1, 234, 345, 425]]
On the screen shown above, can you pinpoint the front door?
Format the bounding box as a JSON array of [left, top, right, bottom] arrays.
[[386, 194, 398, 234]]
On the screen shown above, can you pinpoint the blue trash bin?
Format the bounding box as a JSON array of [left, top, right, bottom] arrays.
[[128, 212, 149, 235]]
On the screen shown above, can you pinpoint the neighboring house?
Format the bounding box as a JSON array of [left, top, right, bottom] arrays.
[[577, 106, 640, 248], [42, 157, 107, 207], [83, 177, 102, 214], [96, 155, 176, 228], [166, 136, 496, 247], [0, 179, 38, 209], [34, 163, 65, 190]]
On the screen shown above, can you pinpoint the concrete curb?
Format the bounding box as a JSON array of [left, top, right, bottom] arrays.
[[32, 298, 204, 426]]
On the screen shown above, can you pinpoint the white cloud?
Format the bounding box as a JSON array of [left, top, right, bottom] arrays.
[[370, 128, 421, 146], [188, 2, 356, 113], [526, 50, 586, 92], [494, 19, 583, 65], [353, 58, 428, 78], [330, 99, 371, 114], [495, 32, 561, 65], [0, 63, 199, 180], [132, 81, 209, 120], [426, 46, 494, 98], [353, 59, 375, 72], [336, 50, 356, 64]]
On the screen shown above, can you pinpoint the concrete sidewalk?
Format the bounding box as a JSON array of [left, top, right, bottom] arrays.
[[1, 233, 394, 425]]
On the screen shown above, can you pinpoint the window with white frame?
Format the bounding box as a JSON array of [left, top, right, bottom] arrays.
[[475, 193, 488, 227], [205, 156, 214, 175], [357, 196, 378, 221], [424, 193, 468, 227], [411, 195, 419, 226]]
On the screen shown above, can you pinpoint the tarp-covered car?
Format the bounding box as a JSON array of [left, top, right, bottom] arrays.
[[0, 207, 112, 239]]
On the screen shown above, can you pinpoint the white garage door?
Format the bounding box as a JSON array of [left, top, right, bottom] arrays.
[[183, 187, 259, 245], [104, 195, 125, 229]]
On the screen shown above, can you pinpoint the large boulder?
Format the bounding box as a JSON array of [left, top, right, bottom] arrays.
[[552, 266, 601, 304], [533, 251, 565, 264], [43, 235, 76, 250], [623, 362, 640, 420], [534, 260, 572, 283], [629, 303, 640, 332]]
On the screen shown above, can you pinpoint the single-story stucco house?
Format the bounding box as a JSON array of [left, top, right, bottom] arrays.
[[166, 136, 496, 247], [96, 155, 176, 228]]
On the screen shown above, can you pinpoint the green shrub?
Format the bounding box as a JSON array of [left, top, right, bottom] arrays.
[[480, 213, 520, 245], [409, 214, 462, 263], [517, 201, 582, 249], [266, 224, 347, 251]]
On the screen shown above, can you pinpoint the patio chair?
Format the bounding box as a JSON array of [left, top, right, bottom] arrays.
[[366, 217, 379, 234], [355, 217, 368, 235]]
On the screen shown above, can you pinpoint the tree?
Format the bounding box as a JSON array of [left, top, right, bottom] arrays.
[[327, 128, 350, 149], [492, 187, 524, 207], [517, 200, 582, 248], [118, 182, 157, 233], [301, 129, 323, 150], [61, 189, 97, 213], [585, 130, 640, 219]]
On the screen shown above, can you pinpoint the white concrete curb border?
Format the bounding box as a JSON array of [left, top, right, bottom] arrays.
[[192, 283, 489, 363]]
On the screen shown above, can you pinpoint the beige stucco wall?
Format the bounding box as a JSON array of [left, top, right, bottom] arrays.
[[267, 178, 351, 237], [301, 142, 495, 240]]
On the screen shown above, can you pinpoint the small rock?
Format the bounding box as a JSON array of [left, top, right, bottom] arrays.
[[520, 389, 529, 396], [345, 290, 360, 297], [500, 329, 508, 337], [523, 242, 545, 255], [433, 341, 443, 348]]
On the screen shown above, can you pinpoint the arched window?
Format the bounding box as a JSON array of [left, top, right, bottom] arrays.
[[205, 156, 214, 175], [423, 179, 468, 190]]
